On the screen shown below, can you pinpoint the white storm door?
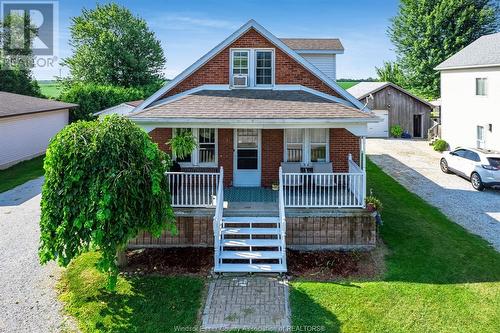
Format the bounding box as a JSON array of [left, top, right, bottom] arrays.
[[233, 129, 261, 187]]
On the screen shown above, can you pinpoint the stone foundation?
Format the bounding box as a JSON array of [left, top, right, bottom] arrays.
[[129, 210, 376, 250]]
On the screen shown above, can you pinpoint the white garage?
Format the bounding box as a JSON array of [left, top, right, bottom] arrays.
[[367, 110, 389, 137], [0, 92, 77, 169]]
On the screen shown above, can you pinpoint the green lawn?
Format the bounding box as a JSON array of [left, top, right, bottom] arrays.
[[290, 159, 500, 333], [58, 159, 500, 333], [337, 81, 358, 89], [39, 82, 62, 99], [0, 155, 45, 193], [59, 252, 204, 333]]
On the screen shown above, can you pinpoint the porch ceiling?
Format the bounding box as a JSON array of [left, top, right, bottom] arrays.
[[130, 89, 378, 121]]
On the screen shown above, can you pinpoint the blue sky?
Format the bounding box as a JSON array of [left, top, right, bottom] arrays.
[[35, 0, 399, 80]]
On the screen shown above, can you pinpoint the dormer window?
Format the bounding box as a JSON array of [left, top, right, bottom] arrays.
[[232, 51, 249, 75], [256, 51, 272, 85], [231, 49, 274, 87]]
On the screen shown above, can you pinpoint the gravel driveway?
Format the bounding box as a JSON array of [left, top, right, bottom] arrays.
[[0, 178, 73, 333], [368, 139, 500, 251]]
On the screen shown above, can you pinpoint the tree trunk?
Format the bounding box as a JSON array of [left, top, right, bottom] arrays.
[[116, 249, 128, 268]]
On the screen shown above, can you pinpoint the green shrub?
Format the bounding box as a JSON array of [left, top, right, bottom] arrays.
[[433, 139, 448, 152], [39, 115, 175, 289], [59, 82, 162, 122], [390, 125, 404, 138]]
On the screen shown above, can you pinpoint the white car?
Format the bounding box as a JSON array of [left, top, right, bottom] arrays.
[[440, 148, 500, 191]]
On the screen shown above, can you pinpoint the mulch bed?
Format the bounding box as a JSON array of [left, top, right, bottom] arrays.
[[123, 248, 214, 276], [122, 246, 385, 280]]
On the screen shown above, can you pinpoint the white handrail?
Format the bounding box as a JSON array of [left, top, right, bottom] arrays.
[[282, 157, 366, 208], [213, 167, 224, 270], [165, 171, 220, 207], [278, 167, 287, 268]]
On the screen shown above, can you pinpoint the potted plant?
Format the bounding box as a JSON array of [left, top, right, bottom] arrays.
[[365, 195, 383, 213], [271, 180, 279, 191], [167, 130, 198, 171]]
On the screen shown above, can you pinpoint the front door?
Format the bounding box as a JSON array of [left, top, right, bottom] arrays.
[[413, 114, 422, 138], [233, 129, 261, 187]]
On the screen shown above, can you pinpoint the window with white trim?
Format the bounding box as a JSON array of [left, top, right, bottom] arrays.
[[174, 128, 217, 166], [309, 128, 328, 162], [285, 129, 304, 162], [232, 51, 249, 75], [285, 129, 329, 164], [256, 51, 273, 85]]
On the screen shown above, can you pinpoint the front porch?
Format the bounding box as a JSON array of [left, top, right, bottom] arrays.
[[166, 154, 366, 210]]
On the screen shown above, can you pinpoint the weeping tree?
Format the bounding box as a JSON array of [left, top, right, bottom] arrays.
[[39, 115, 175, 289]]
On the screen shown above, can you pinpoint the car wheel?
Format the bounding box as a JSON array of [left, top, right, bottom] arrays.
[[440, 158, 450, 174], [471, 172, 485, 191]]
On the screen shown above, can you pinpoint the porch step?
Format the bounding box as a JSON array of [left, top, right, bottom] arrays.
[[222, 216, 280, 224], [221, 228, 280, 235], [216, 216, 286, 273], [215, 263, 287, 273], [219, 251, 283, 260], [221, 239, 282, 247]]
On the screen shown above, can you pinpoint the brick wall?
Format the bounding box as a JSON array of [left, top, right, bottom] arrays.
[[161, 28, 342, 99], [330, 128, 360, 172], [218, 129, 233, 186], [261, 129, 283, 187], [150, 128, 172, 153]]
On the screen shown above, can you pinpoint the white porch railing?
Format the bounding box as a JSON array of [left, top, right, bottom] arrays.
[[281, 155, 366, 208], [212, 167, 224, 271], [166, 171, 221, 207], [278, 167, 287, 268]]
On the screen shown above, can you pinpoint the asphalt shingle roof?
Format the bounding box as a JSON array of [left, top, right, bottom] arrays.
[[280, 38, 344, 51], [435, 32, 500, 70], [132, 89, 375, 120], [0, 92, 77, 118]]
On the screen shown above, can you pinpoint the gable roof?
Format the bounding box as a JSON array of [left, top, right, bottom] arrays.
[[94, 100, 144, 116], [0, 92, 77, 118], [435, 32, 500, 70], [131, 89, 376, 122], [135, 19, 365, 113], [280, 38, 344, 53], [347, 82, 434, 109]]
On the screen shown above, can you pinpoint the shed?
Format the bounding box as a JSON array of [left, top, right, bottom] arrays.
[[348, 82, 433, 138], [0, 92, 77, 169]]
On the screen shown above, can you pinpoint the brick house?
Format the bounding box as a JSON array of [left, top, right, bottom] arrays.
[[128, 20, 379, 273]]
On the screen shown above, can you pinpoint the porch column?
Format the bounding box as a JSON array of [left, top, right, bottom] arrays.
[[218, 129, 233, 187], [261, 129, 284, 187], [329, 128, 360, 172], [149, 128, 172, 153]]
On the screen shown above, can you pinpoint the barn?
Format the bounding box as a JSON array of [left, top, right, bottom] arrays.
[[348, 82, 433, 138]]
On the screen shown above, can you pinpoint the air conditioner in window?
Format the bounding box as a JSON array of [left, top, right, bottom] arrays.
[[233, 74, 248, 87]]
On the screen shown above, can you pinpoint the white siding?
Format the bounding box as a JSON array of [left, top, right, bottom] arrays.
[[0, 109, 68, 169], [300, 54, 337, 81], [441, 67, 500, 151]]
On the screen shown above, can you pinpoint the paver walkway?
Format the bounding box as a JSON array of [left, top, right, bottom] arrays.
[[202, 276, 290, 331]]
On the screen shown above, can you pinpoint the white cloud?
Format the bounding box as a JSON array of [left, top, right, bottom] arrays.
[[149, 13, 239, 32]]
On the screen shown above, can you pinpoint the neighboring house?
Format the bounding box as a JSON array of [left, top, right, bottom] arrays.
[[0, 92, 77, 169], [348, 82, 433, 138], [94, 100, 143, 118], [436, 32, 500, 151], [127, 20, 379, 273]]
